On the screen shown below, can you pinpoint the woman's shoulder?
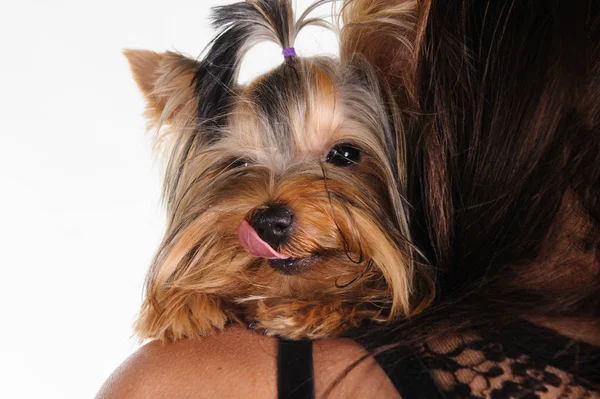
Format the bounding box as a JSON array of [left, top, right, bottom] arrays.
[[96, 327, 278, 398], [96, 327, 399, 399]]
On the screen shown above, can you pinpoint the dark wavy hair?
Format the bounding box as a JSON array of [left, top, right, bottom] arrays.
[[343, 0, 600, 335]]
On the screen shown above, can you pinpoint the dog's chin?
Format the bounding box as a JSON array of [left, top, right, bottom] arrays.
[[267, 255, 321, 275]]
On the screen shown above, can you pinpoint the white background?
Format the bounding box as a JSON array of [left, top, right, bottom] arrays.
[[0, 1, 338, 398]]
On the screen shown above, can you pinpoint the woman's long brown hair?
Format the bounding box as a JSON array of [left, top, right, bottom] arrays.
[[342, 0, 600, 341]]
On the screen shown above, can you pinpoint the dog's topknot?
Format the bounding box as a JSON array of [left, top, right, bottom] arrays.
[[193, 0, 332, 132]]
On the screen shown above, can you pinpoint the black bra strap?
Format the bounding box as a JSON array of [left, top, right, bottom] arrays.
[[277, 339, 315, 399]]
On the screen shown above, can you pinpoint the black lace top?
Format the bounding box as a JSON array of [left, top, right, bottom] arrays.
[[277, 320, 600, 399]]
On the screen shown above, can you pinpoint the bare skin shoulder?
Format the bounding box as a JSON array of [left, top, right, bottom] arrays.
[[96, 327, 399, 399]]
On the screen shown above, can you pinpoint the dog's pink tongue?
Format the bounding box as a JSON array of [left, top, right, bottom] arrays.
[[238, 220, 289, 259]]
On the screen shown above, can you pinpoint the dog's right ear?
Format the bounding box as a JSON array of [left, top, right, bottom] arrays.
[[123, 49, 200, 128]]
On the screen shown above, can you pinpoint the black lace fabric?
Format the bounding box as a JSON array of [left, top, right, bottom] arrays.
[[352, 320, 600, 399], [414, 322, 600, 398]]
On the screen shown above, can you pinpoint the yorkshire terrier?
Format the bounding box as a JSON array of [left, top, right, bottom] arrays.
[[125, 0, 434, 341]]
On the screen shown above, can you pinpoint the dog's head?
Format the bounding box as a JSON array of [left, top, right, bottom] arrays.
[[126, 0, 433, 340]]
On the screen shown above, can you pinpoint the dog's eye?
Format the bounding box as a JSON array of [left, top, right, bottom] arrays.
[[230, 158, 250, 168], [325, 144, 361, 167]]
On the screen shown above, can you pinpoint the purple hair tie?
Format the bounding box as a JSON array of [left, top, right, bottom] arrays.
[[282, 47, 296, 58]]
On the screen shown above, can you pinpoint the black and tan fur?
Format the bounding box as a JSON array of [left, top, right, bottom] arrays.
[[125, 0, 434, 341]]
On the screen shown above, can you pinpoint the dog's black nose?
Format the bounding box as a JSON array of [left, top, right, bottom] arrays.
[[251, 205, 294, 248]]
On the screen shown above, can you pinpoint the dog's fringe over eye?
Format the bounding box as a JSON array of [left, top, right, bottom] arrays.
[[230, 158, 250, 168], [326, 143, 361, 167]]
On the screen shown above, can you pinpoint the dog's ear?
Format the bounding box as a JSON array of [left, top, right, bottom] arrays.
[[124, 49, 200, 128], [341, 0, 421, 101], [123, 49, 161, 97]]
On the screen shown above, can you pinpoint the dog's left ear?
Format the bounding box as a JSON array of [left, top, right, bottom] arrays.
[[124, 49, 200, 127]]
